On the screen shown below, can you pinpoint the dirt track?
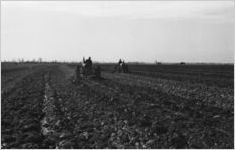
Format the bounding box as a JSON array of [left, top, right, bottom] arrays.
[[1, 64, 234, 149]]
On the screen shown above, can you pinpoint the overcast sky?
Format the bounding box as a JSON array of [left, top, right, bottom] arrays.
[[1, 1, 234, 63]]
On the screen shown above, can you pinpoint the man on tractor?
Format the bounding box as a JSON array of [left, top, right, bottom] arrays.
[[83, 57, 92, 75], [117, 59, 123, 72], [75, 57, 101, 82], [118, 59, 122, 65], [85, 57, 92, 68]]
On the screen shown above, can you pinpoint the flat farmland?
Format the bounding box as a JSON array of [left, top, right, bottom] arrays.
[[1, 62, 234, 149]]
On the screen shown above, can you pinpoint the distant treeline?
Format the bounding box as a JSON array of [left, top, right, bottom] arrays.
[[1, 60, 233, 65]]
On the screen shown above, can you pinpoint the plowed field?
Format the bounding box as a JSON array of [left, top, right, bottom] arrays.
[[1, 63, 234, 149]]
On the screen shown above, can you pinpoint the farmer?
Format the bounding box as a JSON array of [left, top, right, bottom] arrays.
[[84, 57, 93, 73], [118, 59, 122, 65], [83, 57, 92, 67], [86, 57, 92, 66]]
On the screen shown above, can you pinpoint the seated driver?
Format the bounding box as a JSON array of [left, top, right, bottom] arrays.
[[85, 57, 92, 68], [118, 59, 122, 65]]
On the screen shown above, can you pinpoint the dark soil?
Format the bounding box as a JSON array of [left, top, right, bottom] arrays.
[[1, 63, 234, 149]]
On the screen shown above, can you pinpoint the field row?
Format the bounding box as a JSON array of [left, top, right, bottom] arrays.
[[1, 64, 234, 149], [39, 65, 233, 148], [2, 69, 45, 148], [98, 64, 234, 88]]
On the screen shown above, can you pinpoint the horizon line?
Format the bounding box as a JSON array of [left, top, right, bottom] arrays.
[[1, 60, 233, 65]]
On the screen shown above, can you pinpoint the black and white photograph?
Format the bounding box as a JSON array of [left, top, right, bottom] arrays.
[[1, 0, 234, 149]]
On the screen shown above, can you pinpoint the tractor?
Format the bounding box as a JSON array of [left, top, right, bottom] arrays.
[[74, 57, 101, 82], [113, 59, 129, 73]]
